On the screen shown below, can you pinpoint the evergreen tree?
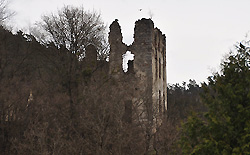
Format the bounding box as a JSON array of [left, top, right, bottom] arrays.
[[178, 42, 250, 154]]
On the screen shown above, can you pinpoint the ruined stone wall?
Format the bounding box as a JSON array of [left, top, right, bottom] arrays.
[[84, 18, 167, 125], [108, 19, 127, 77], [129, 19, 154, 122], [80, 18, 167, 153], [152, 28, 167, 122], [108, 18, 167, 124]]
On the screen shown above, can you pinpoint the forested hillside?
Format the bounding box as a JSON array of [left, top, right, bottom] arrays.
[[0, 26, 82, 154], [177, 42, 250, 154], [1, 2, 250, 154], [0, 23, 208, 155], [157, 80, 207, 154], [0, 25, 159, 155]]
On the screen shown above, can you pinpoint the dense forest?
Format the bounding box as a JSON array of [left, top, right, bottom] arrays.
[[0, 25, 206, 154], [1, 2, 250, 155]]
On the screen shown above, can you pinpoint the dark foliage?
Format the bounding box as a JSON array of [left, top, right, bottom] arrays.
[[178, 42, 250, 154], [155, 80, 206, 154], [0, 25, 153, 154]]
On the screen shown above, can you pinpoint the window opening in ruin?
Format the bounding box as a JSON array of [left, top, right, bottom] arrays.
[[127, 60, 134, 73], [163, 65, 165, 82], [155, 35, 157, 45], [162, 47, 165, 81], [122, 51, 134, 72], [155, 51, 158, 79], [159, 91, 162, 113], [159, 58, 161, 79], [163, 94, 165, 113], [124, 100, 132, 123]]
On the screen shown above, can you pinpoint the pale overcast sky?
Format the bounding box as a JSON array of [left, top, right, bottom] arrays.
[[8, 0, 250, 84]]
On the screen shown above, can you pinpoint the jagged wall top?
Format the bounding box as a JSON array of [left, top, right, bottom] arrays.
[[134, 18, 154, 43], [108, 18, 166, 72], [109, 19, 123, 43]]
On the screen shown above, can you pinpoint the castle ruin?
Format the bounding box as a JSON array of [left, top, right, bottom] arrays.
[[0, 18, 167, 154], [86, 18, 167, 126]]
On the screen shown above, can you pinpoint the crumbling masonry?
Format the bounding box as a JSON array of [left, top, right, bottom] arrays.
[[85, 18, 167, 126], [0, 18, 167, 153], [109, 18, 167, 125]]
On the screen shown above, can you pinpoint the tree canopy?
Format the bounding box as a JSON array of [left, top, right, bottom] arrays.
[[34, 5, 108, 60], [0, 0, 14, 24], [178, 42, 250, 154]]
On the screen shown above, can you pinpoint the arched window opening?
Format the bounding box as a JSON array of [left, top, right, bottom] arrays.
[[122, 51, 134, 72]]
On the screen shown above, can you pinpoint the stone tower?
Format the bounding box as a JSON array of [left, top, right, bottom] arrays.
[[109, 18, 167, 126]]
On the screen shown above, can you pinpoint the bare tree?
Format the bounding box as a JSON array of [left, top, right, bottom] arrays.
[[35, 5, 108, 60], [0, 0, 14, 24], [31, 6, 109, 121]]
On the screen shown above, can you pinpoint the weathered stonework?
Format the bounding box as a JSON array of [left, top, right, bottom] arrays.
[[108, 18, 167, 126], [85, 18, 167, 126]]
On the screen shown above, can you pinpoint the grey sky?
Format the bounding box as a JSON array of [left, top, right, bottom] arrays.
[[8, 0, 250, 84]]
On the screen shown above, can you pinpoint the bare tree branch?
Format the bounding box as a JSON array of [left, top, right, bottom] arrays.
[[33, 5, 108, 60], [0, 0, 14, 24]]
